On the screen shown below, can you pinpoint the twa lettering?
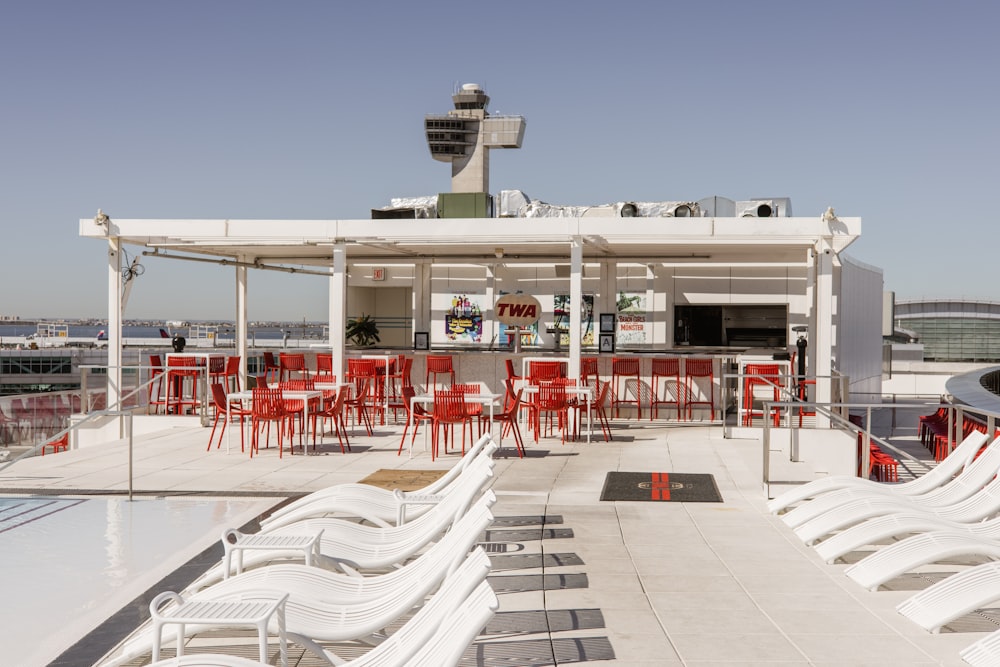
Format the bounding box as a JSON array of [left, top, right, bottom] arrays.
[[497, 303, 537, 318]]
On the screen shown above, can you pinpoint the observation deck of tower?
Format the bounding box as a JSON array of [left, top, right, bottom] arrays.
[[424, 83, 526, 194]]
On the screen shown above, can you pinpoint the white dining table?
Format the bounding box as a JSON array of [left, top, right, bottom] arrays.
[[518, 381, 595, 443], [406, 391, 502, 458], [226, 388, 324, 454]]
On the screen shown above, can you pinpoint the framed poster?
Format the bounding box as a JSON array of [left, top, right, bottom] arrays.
[[599, 313, 616, 333], [599, 333, 615, 354], [414, 331, 429, 350]]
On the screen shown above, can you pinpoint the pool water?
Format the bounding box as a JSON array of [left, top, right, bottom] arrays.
[[0, 495, 273, 666]]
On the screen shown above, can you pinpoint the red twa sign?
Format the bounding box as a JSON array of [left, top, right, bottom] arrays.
[[495, 293, 542, 327]]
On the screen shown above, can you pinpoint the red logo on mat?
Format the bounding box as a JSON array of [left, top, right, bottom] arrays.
[[637, 472, 672, 500]]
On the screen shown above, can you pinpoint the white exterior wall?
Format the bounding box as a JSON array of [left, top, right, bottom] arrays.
[[837, 255, 884, 400]]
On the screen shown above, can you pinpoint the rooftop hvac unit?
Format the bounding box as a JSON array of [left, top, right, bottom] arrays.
[[498, 189, 530, 217], [696, 196, 736, 217], [618, 202, 639, 217], [737, 198, 793, 217], [662, 202, 699, 217], [737, 200, 776, 218]]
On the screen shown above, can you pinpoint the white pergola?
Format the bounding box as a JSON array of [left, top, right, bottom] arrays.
[[81, 213, 860, 419]]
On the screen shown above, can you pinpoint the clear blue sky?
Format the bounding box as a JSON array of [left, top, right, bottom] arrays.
[[2, 1, 998, 322]]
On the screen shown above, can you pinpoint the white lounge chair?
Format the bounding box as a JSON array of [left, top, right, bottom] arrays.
[[767, 430, 988, 514], [262, 434, 498, 529], [960, 626, 1000, 667], [188, 458, 494, 589], [793, 468, 1000, 546], [117, 546, 494, 667], [845, 528, 1000, 591], [141, 580, 497, 667], [896, 560, 1000, 633], [813, 510, 1000, 564], [188, 496, 494, 606], [781, 434, 1000, 529]]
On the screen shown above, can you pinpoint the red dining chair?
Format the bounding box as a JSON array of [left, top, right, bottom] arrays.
[[528, 360, 563, 383], [398, 385, 434, 456], [481, 385, 526, 457], [425, 355, 455, 389], [261, 352, 280, 384], [223, 356, 242, 393], [453, 383, 484, 436], [282, 378, 320, 449], [207, 383, 248, 452], [431, 389, 473, 460], [504, 358, 522, 384], [579, 380, 613, 442], [278, 353, 308, 383], [534, 381, 570, 443], [249, 386, 291, 458], [208, 355, 226, 385], [317, 385, 352, 454], [315, 353, 333, 378]]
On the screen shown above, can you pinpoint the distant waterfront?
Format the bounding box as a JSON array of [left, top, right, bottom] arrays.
[[0, 322, 328, 341]]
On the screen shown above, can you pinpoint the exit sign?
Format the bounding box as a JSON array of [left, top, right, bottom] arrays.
[[372, 267, 386, 281]]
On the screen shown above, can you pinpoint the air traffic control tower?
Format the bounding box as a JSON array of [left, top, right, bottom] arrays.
[[425, 83, 526, 194]]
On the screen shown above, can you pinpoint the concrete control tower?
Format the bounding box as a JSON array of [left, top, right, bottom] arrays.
[[425, 83, 525, 193]]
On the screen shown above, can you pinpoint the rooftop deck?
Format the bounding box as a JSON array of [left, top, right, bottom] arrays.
[[1, 415, 987, 667]]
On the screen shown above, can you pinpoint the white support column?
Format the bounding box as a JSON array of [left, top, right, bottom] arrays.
[[813, 239, 835, 428], [413, 262, 431, 341], [107, 237, 123, 416], [330, 242, 347, 383], [235, 259, 248, 388], [569, 237, 583, 378], [598, 261, 615, 319], [645, 264, 656, 346], [485, 264, 497, 348]]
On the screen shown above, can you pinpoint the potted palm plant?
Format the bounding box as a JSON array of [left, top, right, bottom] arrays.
[[346, 314, 380, 347]]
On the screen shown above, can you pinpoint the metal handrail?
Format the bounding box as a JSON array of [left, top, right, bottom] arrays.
[[757, 399, 1000, 489], [0, 365, 162, 478]]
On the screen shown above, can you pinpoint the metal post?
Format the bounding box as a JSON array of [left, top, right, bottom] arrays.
[[127, 412, 134, 501], [762, 415, 771, 489]]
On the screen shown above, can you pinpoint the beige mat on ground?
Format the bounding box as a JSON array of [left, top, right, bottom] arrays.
[[357, 469, 447, 491]]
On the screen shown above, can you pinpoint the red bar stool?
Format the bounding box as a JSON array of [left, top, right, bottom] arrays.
[[425, 355, 455, 390], [684, 358, 715, 421], [165, 356, 201, 415], [611, 356, 641, 419], [650, 357, 683, 421], [742, 363, 781, 426], [148, 354, 166, 414], [797, 378, 816, 427]]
